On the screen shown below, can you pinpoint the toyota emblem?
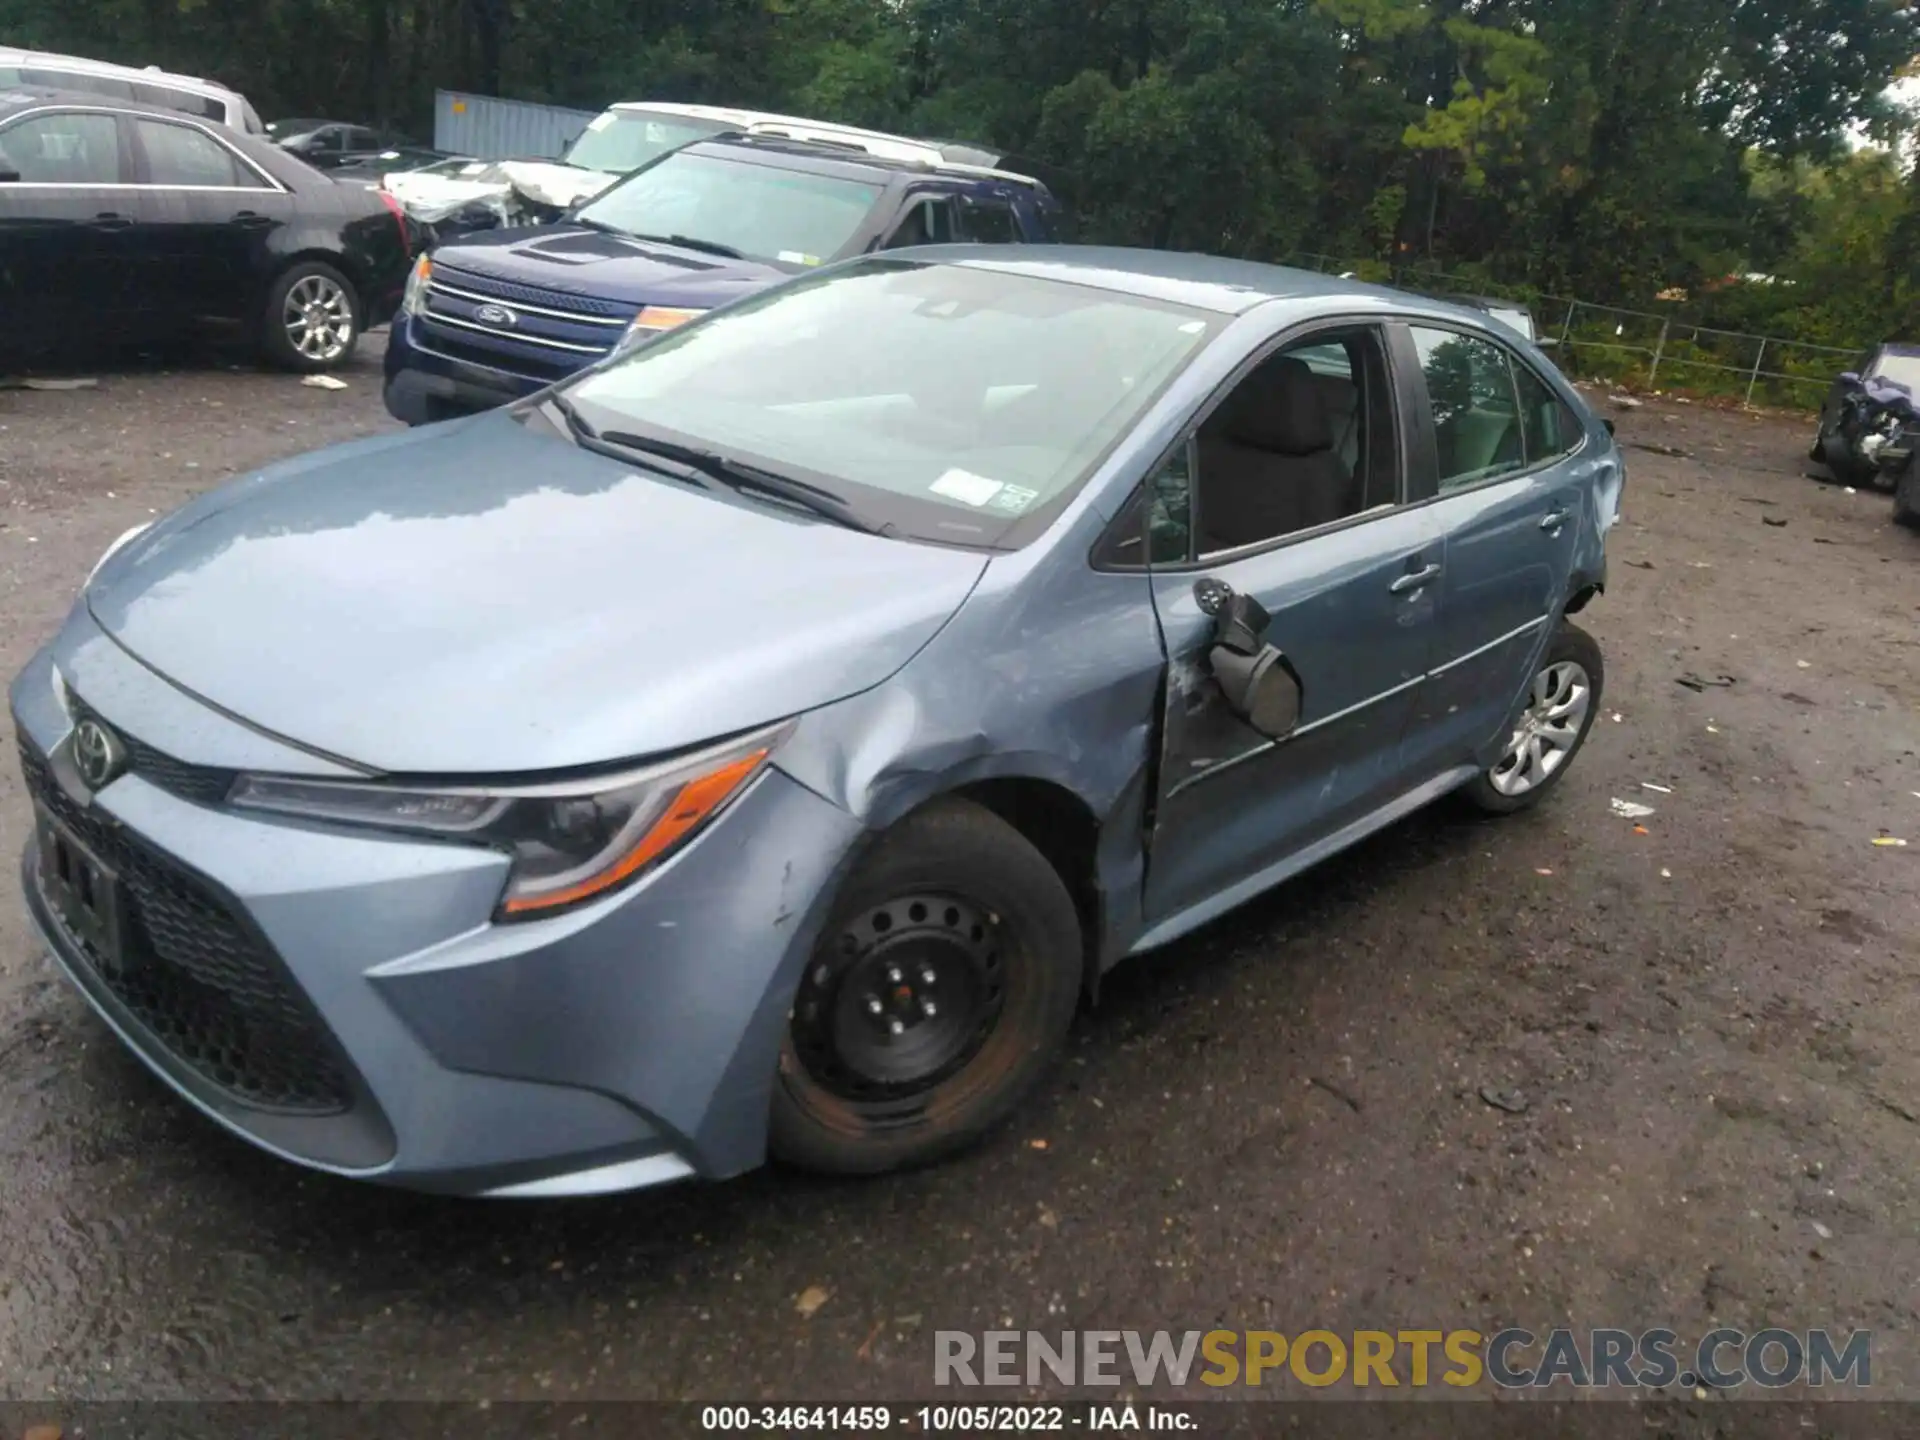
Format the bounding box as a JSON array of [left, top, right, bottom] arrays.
[[71, 718, 127, 792], [474, 303, 518, 327]]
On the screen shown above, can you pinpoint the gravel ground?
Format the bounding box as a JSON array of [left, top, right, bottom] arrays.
[[1, 348, 1917, 1412]]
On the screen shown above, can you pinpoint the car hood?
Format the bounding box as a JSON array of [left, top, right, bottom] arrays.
[[434, 224, 801, 310], [85, 413, 989, 775]]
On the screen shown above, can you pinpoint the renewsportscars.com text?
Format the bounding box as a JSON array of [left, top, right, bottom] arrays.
[[934, 1328, 1871, 1390]]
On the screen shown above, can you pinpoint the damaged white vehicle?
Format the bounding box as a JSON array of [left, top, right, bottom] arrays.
[[385, 101, 957, 241]]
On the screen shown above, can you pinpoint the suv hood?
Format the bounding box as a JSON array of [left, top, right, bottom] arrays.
[[85, 414, 988, 775], [436, 224, 802, 310]]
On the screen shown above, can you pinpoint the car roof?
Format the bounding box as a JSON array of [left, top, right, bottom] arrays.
[[886, 245, 1523, 322], [1880, 342, 1920, 357], [0, 46, 239, 101], [674, 133, 1044, 190]]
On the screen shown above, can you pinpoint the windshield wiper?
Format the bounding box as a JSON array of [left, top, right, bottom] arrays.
[[601, 429, 891, 536], [624, 231, 746, 260], [545, 398, 889, 536]]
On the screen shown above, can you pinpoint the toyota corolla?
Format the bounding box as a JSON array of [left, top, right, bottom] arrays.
[[12, 248, 1622, 1196]]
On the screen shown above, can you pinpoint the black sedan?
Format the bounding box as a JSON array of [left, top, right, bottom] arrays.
[[0, 88, 415, 371]]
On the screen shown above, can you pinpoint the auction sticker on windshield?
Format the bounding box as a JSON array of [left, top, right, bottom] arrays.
[[929, 469, 1005, 506], [987, 485, 1040, 514]]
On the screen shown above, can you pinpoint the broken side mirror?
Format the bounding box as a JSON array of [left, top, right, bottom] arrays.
[[1197, 582, 1302, 739]]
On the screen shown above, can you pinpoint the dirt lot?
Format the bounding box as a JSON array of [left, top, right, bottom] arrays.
[[0, 344, 1917, 1413]]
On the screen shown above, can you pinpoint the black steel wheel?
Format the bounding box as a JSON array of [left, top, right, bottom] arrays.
[[770, 798, 1081, 1175]]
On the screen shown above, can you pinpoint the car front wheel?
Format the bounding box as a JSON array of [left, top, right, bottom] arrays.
[[769, 798, 1082, 1176], [1463, 621, 1604, 815], [261, 261, 360, 371]]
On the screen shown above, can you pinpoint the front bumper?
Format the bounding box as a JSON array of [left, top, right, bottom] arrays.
[[11, 622, 864, 1196], [382, 314, 547, 426]]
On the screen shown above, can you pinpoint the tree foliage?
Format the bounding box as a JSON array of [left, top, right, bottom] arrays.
[[4, 0, 1918, 336]]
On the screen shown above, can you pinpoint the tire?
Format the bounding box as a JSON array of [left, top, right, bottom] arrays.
[[769, 798, 1082, 1176], [260, 260, 360, 372], [1894, 462, 1920, 531], [1462, 621, 1605, 816]]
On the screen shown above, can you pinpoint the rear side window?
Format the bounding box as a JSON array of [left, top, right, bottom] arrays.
[[959, 195, 1019, 243], [0, 111, 123, 183], [1410, 326, 1525, 492], [132, 82, 226, 122], [134, 117, 258, 187]]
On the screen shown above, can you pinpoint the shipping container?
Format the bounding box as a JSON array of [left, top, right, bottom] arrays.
[[433, 89, 598, 161]]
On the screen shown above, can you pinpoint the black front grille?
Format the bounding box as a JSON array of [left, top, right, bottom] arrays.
[[21, 744, 351, 1114], [66, 693, 236, 807]]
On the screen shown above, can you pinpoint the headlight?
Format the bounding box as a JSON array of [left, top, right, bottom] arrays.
[[619, 306, 705, 349], [87, 523, 152, 586], [401, 253, 432, 316], [227, 721, 790, 920]]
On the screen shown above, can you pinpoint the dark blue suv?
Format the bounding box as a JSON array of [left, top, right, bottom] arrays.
[[383, 134, 1068, 424]]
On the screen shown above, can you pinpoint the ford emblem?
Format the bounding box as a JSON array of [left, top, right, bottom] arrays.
[[475, 303, 518, 327]]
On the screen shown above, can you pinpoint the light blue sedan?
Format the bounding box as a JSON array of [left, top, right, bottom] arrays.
[[12, 247, 1623, 1196]]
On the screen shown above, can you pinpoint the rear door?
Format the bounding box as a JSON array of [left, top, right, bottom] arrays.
[[125, 113, 290, 338], [1398, 323, 1602, 776], [0, 107, 133, 355]]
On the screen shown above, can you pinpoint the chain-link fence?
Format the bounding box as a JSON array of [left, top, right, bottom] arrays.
[[1278, 252, 1857, 410]]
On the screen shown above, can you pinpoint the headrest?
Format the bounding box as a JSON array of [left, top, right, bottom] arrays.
[[1217, 356, 1333, 455]]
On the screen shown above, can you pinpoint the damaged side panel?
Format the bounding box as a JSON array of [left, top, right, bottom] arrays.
[[774, 534, 1169, 971]]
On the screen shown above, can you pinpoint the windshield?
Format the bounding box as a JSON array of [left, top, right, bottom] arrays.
[[575, 150, 883, 267], [563, 109, 731, 174], [564, 258, 1221, 547], [1870, 352, 1920, 390]]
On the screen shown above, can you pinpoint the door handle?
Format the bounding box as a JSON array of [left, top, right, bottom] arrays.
[[87, 212, 132, 230], [1390, 564, 1442, 594], [1540, 508, 1570, 532], [231, 210, 275, 229]]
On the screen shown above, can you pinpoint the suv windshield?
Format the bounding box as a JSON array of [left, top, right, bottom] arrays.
[[564, 258, 1220, 547], [563, 109, 732, 174], [575, 149, 883, 267]]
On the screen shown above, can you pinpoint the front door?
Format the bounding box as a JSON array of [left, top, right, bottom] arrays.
[[1138, 324, 1449, 933], [1397, 324, 1599, 775], [0, 108, 132, 357]]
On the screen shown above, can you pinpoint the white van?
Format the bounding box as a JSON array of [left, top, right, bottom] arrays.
[[0, 47, 262, 134]]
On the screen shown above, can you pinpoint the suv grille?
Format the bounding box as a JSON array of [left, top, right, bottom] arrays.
[[21, 743, 351, 1114], [417, 262, 634, 382]]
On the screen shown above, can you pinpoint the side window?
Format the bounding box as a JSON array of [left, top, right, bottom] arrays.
[[133, 83, 224, 122], [959, 195, 1019, 244], [1512, 363, 1582, 464], [134, 118, 254, 187], [1410, 327, 1524, 492], [1191, 328, 1399, 555], [346, 127, 380, 150], [0, 112, 122, 184], [881, 195, 959, 249]]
